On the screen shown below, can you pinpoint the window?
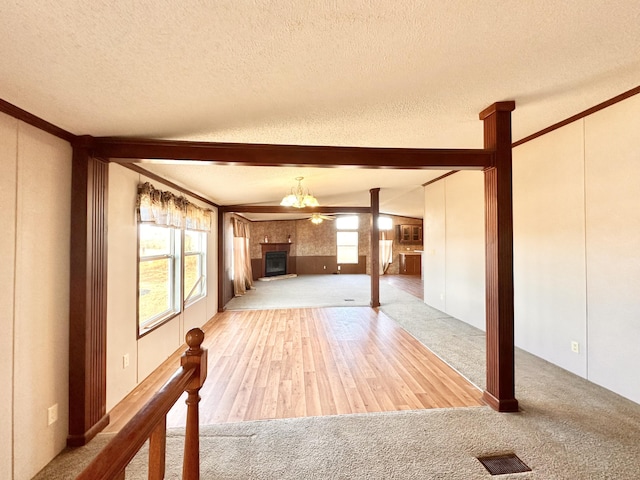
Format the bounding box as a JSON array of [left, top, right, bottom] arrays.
[[136, 182, 212, 336], [184, 229, 207, 305], [336, 215, 359, 264], [378, 216, 392, 231], [138, 224, 181, 332], [337, 231, 359, 264], [336, 215, 359, 230]]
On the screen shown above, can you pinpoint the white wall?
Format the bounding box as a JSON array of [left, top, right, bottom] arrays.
[[106, 165, 139, 409], [513, 121, 588, 377], [444, 171, 485, 330], [0, 113, 73, 480], [0, 113, 17, 480], [106, 164, 219, 410], [583, 95, 640, 402], [423, 94, 640, 405], [423, 171, 485, 330], [423, 181, 446, 311]]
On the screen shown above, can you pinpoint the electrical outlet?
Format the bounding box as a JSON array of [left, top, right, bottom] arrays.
[[47, 404, 58, 425], [440, 292, 444, 301], [571, 341, 580, 353], [123, 353, 130, 369]]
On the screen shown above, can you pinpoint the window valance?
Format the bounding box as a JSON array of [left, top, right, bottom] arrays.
[[137, 182, 212, 232]]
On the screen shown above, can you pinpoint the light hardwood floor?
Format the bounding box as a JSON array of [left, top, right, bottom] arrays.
[[105, 300, 483, 433], [381, 273, 424, 300]]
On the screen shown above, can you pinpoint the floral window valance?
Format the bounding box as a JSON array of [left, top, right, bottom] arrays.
[[137, 182, 212, 232]]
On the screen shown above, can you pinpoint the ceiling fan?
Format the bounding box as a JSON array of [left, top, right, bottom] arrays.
[[309, 213, 335, 224]]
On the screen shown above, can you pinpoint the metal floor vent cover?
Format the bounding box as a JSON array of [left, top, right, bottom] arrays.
[[477, 453, 531, 475], [343, 299, 355, 301]]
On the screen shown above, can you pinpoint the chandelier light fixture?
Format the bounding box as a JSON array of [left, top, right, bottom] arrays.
[[280, 176, 320, 208], [310, 214, 324, 224]]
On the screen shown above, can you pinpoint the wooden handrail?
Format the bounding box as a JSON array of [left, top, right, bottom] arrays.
[[76, 328, 207, 480]]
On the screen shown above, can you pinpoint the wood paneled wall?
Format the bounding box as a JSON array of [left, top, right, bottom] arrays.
[[251, 255, 366, 279], [295, 255, 367, 275], [68, 143, 110, 446]]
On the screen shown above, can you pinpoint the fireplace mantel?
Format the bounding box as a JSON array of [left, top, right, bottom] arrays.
[[260, 243, 292, 253]]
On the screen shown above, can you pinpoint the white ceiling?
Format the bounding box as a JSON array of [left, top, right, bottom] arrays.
[[2, 1, 639, 218]]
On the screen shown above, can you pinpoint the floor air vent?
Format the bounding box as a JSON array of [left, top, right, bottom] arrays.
[[477, 453, 531, 475]]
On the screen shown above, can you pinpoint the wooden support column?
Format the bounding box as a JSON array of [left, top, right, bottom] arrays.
[[481, 101, 518, 412], [370, 188, 380, 308], [217, 210, 226, 312], [68, 136, 111, 445]]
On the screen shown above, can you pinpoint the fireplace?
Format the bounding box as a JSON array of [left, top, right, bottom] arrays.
[[260, 242, 292, 279], [264, 251, 287, 277]]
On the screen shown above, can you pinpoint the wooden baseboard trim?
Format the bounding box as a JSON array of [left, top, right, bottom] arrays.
[[482, 390, 519, 412], [67, 414, 110, 447]]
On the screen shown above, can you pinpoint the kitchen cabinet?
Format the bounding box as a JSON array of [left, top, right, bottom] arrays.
[[399, 252, 421, 275], [397, 224, 422, 244]]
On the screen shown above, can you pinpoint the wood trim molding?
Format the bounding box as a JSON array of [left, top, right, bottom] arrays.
[[220, 205, 371, 214], [121, 163, 219, 208], [482, 390, 519, 413], [0, 98, 76, 142], [93, 137, 493, 170], [513, 84, 640, 147], [422, 170, 460, 187], [424, 85, 640, 187], [68, 151, 110, 446]]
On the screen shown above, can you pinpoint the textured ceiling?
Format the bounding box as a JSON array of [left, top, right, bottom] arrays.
[[2, 1, 639, 218]]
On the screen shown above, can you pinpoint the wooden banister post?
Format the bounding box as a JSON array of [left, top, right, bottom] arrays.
[[181, 328, 208, 480]]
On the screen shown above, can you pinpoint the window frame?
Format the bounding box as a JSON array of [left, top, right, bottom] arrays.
[[183, 229, 207, 307], [137, 224, 182, 338], [336, 215, 360, 265]]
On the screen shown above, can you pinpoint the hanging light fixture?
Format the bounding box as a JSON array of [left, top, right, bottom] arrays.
[[280, 176, 320, 208], [310, 214, 324, 224]]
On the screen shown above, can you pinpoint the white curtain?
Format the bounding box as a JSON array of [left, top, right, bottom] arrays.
[[379, 239, 393, 275]]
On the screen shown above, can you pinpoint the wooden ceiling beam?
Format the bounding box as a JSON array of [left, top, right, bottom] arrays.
[[220, 205, 371, 214], [95, 137, 494, 169]]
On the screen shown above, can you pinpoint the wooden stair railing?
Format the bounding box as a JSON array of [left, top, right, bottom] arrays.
[[76, 328, 208, 480]]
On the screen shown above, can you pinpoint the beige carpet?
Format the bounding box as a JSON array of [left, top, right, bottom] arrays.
[[34, 275, 640, 479], [224, 274, 374, 309]]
